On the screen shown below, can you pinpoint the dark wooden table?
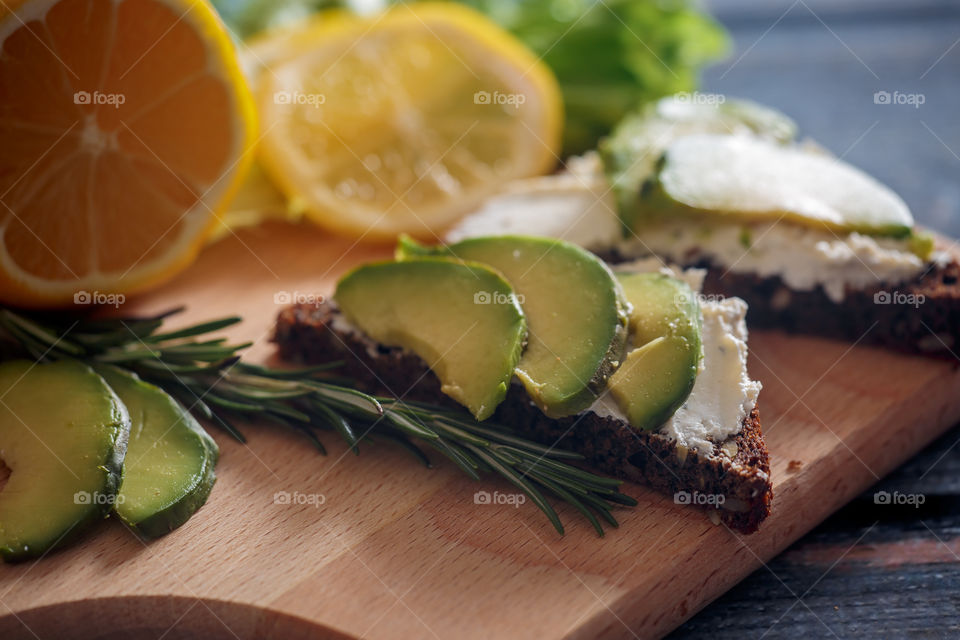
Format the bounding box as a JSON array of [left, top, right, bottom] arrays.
[[672, 1, 960, 636]]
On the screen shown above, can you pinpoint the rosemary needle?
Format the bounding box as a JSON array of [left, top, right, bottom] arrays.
[[0, 307, 636, 535]]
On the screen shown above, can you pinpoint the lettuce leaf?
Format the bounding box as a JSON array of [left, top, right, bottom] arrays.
[[456, 0, 729, 153]]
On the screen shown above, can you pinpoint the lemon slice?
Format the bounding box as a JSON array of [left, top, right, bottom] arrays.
[[255, 3, 562, 240], [209, 161, 296, 242], [0, 0, 255, 307]]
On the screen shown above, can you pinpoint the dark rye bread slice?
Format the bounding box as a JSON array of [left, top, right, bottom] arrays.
[[595, 247, 960, 357], [273, 302, 773, 534]]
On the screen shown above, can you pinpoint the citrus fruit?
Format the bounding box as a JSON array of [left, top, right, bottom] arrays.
[[0, 0, 255, 307], [254, 3, 562, 240]]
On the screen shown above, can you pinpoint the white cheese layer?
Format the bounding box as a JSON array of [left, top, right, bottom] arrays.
[[617, 221, 926, 304], [589, 290, 761, 454], [661, 297, 760, 452], [445, 157, 929, 302], [446, 154, 622, 251]]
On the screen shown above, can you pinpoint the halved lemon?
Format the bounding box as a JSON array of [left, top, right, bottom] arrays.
[[255, 3, 563, 240], [0, 0, 256, 307]]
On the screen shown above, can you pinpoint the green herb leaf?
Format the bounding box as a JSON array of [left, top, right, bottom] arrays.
[[0, 307, 635, 535]]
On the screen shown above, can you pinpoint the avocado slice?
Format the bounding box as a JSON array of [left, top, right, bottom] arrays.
[[606, 272, 701, 431], [642, 133, 914, 238], [399, 235, 629, 418], [0, 360, 129, 562], [97, 366, 219, 538], [335, 258, 527, 420], [600, 94, 797, 230]]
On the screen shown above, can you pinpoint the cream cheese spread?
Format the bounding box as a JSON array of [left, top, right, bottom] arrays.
[[616, 220, 927, 304], [657, 297, 760, 453], [445, 154, 622, 251], [588, 262, 761, 454], [445, 155, 929, 302]]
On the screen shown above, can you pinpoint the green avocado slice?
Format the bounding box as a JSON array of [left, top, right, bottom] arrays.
[[335, 258, 527, 421], [642, 133, 914, 237], [0, 360, 129, 562], [600, 94, 797, 230], [606, 272, 701, 431], [97, 366, 219, 538], [399, 235, 629, 418]]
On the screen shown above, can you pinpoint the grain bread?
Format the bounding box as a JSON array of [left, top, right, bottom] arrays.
[[273, 302, 773, 534], [593, 247, 960, 357]]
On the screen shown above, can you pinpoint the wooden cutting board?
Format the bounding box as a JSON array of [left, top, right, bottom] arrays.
[[2, 222, 959, 640]]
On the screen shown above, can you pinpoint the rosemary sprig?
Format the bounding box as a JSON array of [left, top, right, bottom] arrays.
[[0, 307, 636, 535]]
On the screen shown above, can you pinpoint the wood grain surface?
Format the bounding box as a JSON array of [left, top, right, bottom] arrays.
[[1, 221, 958, 639], [681, 2, 960, 634]]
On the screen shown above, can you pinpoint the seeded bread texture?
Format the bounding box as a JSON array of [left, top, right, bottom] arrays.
[[273, 302, 773, 534], [595, 247, 960, 356]]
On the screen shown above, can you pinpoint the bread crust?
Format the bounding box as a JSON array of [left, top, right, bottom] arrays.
[[273, 302, 773, 534], [595, 249, 960, 356]]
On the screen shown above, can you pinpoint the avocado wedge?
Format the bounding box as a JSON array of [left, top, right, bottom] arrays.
[[335, 258, 527, 420], [600, 94, 797, 229], [97, 366, 219, 538], [399, 235, 629, 418], [642, 133, 914, 237], [0, 360, 129, 562], [606, 272, 702, 431]]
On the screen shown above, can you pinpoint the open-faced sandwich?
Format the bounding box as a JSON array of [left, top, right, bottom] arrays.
[[447, 94, 957, 355], [274, 235, 772, 533]]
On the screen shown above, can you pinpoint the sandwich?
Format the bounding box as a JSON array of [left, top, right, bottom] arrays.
[[274, 235, 772, 533], [446, 94, 957, 355]]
